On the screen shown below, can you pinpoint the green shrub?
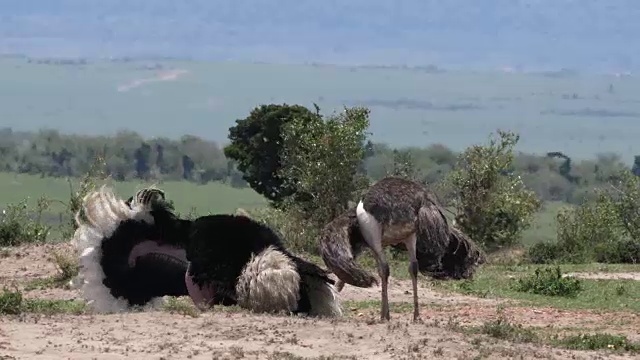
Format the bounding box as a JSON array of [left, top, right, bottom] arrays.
[[527, 242, 562, 264], [554, 194, 623, 263], [554, 333, 640, 352], [552, 171, 640, 264], [243, 207, 320, 255], [279, 106, 371, 226], [512, 266, 582, 297], [59, 155, 107, 240], [224, 104, 324, 207], [446, 131, 541, 251], [0, 287, 23, 315], [52, 250, 80, 282], [595, 238, 640, 264], [0, 197, 51, 247], [481, 315, 539, 343]]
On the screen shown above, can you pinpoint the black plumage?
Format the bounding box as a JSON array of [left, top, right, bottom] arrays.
[[75, 186, 342, 317], [184, 214, 335, 315]]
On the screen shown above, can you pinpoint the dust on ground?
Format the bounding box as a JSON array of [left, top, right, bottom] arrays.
[[1, 244, 638, 360]]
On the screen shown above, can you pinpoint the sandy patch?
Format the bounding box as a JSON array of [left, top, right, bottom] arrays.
[[1, 244, 638, 360]]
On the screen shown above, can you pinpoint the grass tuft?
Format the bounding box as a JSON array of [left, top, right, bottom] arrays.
[[553, 333, 640, 353], [163, 297, 200, 318], [0, 287, 86, 315], [511, 266, 582, 297]]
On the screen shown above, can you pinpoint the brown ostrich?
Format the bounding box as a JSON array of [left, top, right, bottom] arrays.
[[319, 177, 485, 321]]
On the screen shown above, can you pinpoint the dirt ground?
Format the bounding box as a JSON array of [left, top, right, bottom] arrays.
[[1, 244, 639, 360]]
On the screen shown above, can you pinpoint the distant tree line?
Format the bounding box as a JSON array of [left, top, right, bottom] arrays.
[[0, 127, 245, 186], [0, 116, 637, 205]]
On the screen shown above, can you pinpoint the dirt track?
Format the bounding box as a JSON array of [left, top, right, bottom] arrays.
[[1, 245, 638, 360]]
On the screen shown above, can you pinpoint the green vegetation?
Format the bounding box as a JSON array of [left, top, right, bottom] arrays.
[[480, 312, 539, 344], [0, 196, 51, 246], [0, 288, 86, 315], [446, 131, 541, 250], [162, 297, 200, 318], [3, 98, 640, 265], [224, 103, 324, 206], [25, 250, 80, 291], [435, 264, 640, 312], [0, 171, 267, 242], [477, 312, 639, 354], [552, 333, 640, 353], [2, 72, 640, 360], [511, 266, 582, 298]]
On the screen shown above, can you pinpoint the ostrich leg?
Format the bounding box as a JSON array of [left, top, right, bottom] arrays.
[[371, 246, 391, 321], [356, 202, 391, 320], [358, 224, 390, 320], [404, 233, 420, 321]]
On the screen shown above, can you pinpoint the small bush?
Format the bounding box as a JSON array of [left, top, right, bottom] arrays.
[[552, 171, 640, 264], [481, 311, 539, 343], [0, 287, 23, 315], [446, 131, 541, 251], [512, 266, 582, 297], [163, 297, 200, 318], [595, 238, 640, 264], [52, 250, 80, 281], [59, 155, 107, 240], [279, 106, 371, 227], [527, 242, 562, 264], [0, 197, 51, 247], [554, 333, 640, 352], [241, 207, 320, 255]]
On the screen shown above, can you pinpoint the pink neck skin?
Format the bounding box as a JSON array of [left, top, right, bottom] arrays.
[[185, 264, 216, 311]]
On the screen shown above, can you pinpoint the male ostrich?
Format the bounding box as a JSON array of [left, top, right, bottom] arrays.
[[73, 186, 342, 317], [319, 177, 485, 321]]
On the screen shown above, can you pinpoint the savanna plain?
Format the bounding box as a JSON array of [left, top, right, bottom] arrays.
[[1, 59, 640, 360], [1, 175, 638, 360]]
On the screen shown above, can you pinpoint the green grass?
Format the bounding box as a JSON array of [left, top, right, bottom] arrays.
[[162, 297, 201, 318], [0, 172, 266, 214], [0, 171, 564, 245], [474, 313, 639, 354], [3, 57, 640, 160], [552, 333, 640, 353], [0, 172, 267, 241], [22, 299, 87, 315], [434, 264, 640, 312], [0, 288, 87, 315]]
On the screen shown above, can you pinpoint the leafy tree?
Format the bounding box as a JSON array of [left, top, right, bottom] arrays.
[[224, 104, 322, 206], [632, 155, 640, 176], [391, 149, 418, 180], [446, 130, 541, 251], [279, 106, 371, 225]]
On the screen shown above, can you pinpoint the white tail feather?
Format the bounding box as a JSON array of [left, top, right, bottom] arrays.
[[235, 246, 343, 317], [235, 246, 300, 314], [301, 274, 343, 318], [72, 185, 161, 313]]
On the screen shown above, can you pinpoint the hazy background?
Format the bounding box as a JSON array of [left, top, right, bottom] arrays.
[[1, 0, 639, 160], [2, 0, 638, 71]]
